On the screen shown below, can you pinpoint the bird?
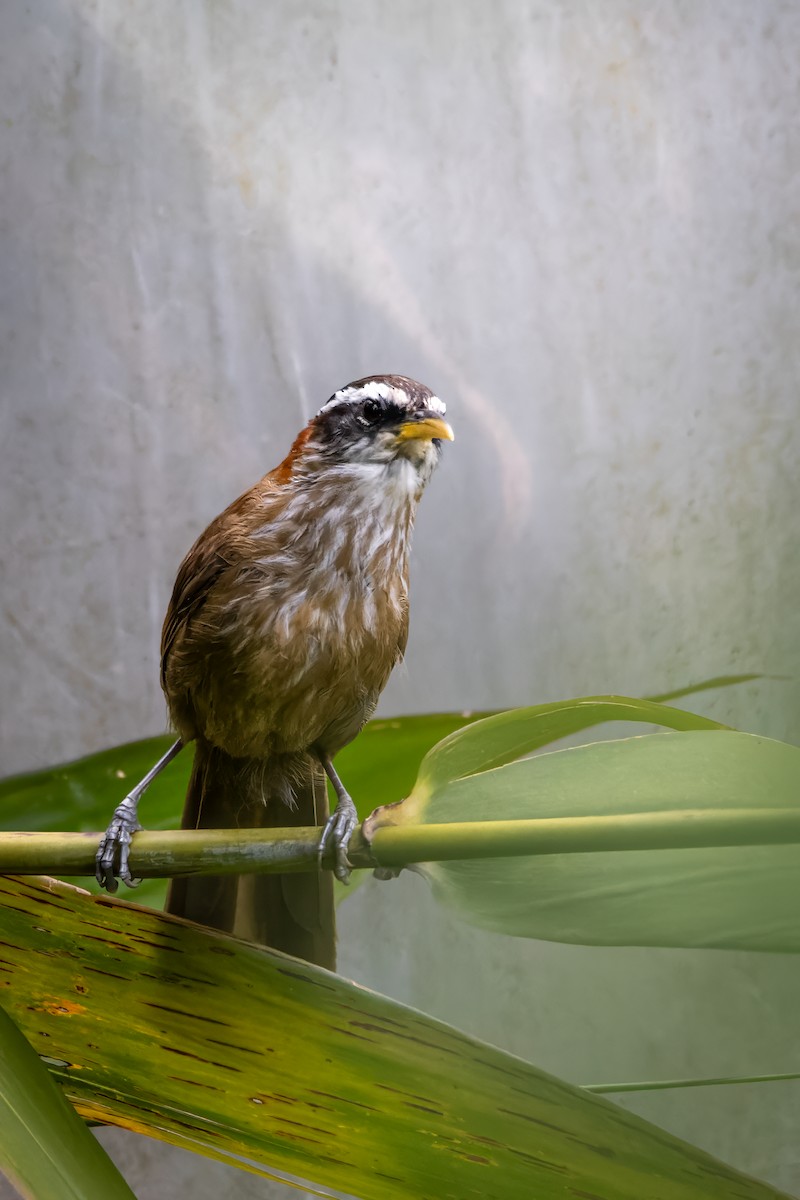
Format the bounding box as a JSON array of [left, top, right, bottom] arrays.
[[96, 375, 453, 970]]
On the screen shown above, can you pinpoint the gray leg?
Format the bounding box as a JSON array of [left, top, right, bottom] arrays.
[[95, 739, 184, 892], [317, 753, 358, 884]]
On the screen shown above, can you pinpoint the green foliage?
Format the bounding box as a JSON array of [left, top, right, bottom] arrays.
[[1, 682, 797, 1196], [0, 875, 786, 1200], [412, 694, 726, 800], [0, 999, 135, 1199], [413, 730, 800, 950]]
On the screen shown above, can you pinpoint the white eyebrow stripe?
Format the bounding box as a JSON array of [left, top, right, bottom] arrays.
[[352, 380, 394, 402], [318, 381, 393, 413], [318, 382, 447, 415]]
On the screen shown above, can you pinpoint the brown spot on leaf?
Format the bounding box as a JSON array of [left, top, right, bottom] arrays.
[[159, 1045, 240, 1073], [206, 1037, 265, 1056], [167, 1076, 224, 1092], [35, 998, 87, 1017], [276, 966, 337, 991], [310, 1089, 378, 1112], [143, 1001, 230, 1026], [85, 967, 128, 980]]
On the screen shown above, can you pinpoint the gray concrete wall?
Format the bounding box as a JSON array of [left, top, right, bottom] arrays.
[[2, 1, 800, 1196]]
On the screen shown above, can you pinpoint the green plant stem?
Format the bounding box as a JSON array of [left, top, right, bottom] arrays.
[[2, 806, 800, 880], [584, 1071, 800, 1094]]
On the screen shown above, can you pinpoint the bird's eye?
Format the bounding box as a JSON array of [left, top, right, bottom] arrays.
[[362, 398, 384, 423]]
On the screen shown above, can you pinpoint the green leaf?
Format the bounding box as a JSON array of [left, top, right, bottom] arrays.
[[414, 731, 800, 952], [412, 695, 726, 802], [0, 876, 786, 1200], [645, 673, 773, 704], [0, 737, 182, 834], [0, 999, 136, 1200], [333, 711, 489, 819]]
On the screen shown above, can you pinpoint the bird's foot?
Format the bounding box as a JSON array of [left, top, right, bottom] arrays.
[[318, 794, 358, 884], [95, 794, 143, 892]]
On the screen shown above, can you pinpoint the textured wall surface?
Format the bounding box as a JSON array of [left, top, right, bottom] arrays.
[[2, 1, 800, 1196]]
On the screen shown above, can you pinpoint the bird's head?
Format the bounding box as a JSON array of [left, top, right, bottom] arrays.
[[301, 376, 454, 485]]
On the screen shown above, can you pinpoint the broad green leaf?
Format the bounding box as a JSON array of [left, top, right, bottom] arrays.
[[0, 876, 786, 1200], [0, 1000, 136, 1200], [412, 696, 726, 804], [412, 731, 800, 952], [0, 737, 183, 834], [0, 714, 485, 908]]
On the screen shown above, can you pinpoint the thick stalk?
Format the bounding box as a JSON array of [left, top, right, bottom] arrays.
[[1, 807, 800, 879]]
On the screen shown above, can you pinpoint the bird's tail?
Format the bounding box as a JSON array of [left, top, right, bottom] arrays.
[[164, 741, 336, 970]]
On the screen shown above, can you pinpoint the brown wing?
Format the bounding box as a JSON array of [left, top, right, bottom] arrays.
[[159, 454, 293, 689], [158, 465, 292, 742], [160, 524, 232, 690]]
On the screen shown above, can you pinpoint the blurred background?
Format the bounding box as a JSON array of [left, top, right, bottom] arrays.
[[2, 1, 800, 1196]]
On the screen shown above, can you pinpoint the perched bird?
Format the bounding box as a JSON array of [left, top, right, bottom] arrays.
[[96, 375, 453, 969]]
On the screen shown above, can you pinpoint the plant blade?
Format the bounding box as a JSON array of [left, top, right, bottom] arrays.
[[0, 999, 136, 1200], [645, 674, 772, 704], [412, 696, 726, 801], [0, 875, 787, 1199], [409, 731, 800, 952]]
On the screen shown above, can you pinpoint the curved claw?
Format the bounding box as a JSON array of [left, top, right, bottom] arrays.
[[318, 796, 358, 884], [95, 795, 143, 892]]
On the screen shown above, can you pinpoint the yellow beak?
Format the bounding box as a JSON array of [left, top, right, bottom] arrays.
[[396, 416, 455, 443]]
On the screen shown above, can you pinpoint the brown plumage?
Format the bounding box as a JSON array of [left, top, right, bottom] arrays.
[[96, 375, 452, 970]]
